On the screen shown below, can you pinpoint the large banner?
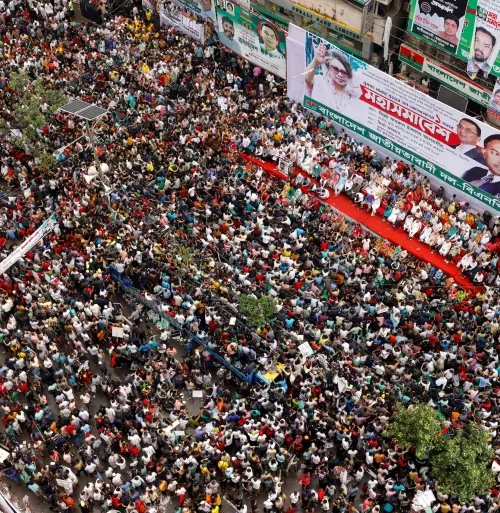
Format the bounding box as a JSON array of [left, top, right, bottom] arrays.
[[171, 0, 216, 22], [160, 5, 205, 42], [408, 0, 500, 80], [399, 43, 492, 107], [142, 0, 157, 11], [215, 1, 286, 78], [287, 26, 500, 212], [0, 214, 58, 275]]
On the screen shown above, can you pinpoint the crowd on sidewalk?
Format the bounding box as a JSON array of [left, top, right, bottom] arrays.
[[1, 2, 500, 513]]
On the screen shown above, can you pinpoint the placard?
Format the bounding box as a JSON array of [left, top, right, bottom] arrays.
[[112, 326, 124, 338], [298, 341, 314, 358]]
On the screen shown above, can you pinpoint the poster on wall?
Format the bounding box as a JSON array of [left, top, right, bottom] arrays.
[[215, 1, 287, 78], [408, 0, 500, 80], [287, 26, 500, 211]]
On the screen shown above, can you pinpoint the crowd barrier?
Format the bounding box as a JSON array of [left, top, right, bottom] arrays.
[[108, 265, 268, 386]]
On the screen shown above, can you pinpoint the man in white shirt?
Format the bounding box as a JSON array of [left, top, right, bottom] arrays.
[[450, 118, 487, 165]]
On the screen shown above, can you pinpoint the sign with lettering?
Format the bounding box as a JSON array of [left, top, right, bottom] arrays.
[[287, 26, 500, 211], [408, 0, 500, 80], [171, 0, 216, 22], [160, 4, 206, 42], [399, 43, 492, 107], [290, 4, 362, 39], [215, 1, 287, 78]]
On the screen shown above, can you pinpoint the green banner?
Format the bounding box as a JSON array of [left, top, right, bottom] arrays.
[[215, 2, 286, 78], [408, 0, 500, 80]]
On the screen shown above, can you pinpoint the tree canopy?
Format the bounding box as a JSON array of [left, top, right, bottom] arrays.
[[238, 294, 277, 328], [430, 424, 493, 503], [0, 71, 68, 171], [388, 404, 494, 502], [387, 404, 443, 459]]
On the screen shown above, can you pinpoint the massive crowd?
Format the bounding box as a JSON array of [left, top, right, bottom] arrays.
[[1, 1, 500, 513]]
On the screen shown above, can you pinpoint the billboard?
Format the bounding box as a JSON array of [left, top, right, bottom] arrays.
[[215, 1, 287, 78], [488, 78, 500, 121], [160, 5, 205, 42], [172, 0, 216, 22], [399, 43, 492, 107], [287, 26, 500, 212], [408, 0, 500, 80]]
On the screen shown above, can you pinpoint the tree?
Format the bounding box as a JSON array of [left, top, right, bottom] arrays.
[[387, 404, 443, 459], [238, 294, 277, 328], [177, 245, 197, 277], [430, 424, 493, 503], [388, 405, 494, 503], [0, 71, 68, 171], [35, 152, 57, 172]]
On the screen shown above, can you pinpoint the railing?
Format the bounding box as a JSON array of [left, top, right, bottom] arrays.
[[109, 265, 267, 385]]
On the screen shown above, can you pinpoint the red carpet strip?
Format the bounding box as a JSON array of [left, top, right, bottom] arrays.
[[240, 153, 477, 292]]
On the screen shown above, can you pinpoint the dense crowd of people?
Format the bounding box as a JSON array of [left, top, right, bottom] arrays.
[[1, 1, 500, 513]]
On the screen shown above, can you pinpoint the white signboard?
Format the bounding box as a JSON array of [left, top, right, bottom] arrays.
[[160, 6, 205, 42], [0, 214, 57, 275], [112, 327, 125, 338], [298, 341, 314, 358], [287, 25, 500, 212]]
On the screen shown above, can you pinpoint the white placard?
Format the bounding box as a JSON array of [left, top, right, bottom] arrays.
[[0, 447, 10, 463], [0, 214, 57, 275], [298, 341, 314, 358], [192, 390, 203, 398], [112, 327, 124, 338]]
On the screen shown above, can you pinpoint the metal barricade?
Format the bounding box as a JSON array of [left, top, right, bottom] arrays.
[[109, 265, 266, 385]]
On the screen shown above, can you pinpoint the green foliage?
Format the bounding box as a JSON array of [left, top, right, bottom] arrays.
[[177, 245, 196, 276], [9, 70, 31, 92], [388, 404, 443, 459], [389, 405, 494, 503], [238, 294, 277, 328], [430, 424, 493, 503], [36, 152, 57, 171], [3, 72, 68, 174], [7, 72, 68, 144]]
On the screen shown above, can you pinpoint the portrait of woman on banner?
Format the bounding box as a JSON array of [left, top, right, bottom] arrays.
[[304, 42, 361, 114]]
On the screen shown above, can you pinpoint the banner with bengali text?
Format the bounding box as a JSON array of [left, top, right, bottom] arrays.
[[215, 1, 286, 78], [408, 0, 500, 80], [286, 26, 500, 212], [160, 5, 205, 42], [399, 43, 492, 107], [0, 214, 58, 275]]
